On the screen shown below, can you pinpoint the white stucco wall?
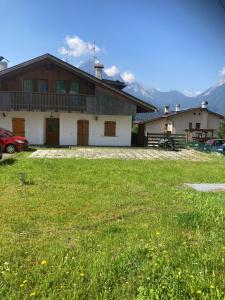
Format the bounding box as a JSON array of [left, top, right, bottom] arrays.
[[207, 114, 222, 135], [0, 111, 132, 146], [145, 119, 168, 134], [172, 109, 207, 134], [60, 113, 132, 146], [145, 109, 222, 135], [0, 111, 46, 144]]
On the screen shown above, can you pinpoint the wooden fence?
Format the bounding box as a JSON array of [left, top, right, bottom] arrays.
[[146, 133, 187, 149]]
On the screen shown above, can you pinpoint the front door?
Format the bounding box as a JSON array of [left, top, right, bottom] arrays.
[[77, 120, 89, 146], [46, 118, 59, 145], [12, 118, 25, 136]]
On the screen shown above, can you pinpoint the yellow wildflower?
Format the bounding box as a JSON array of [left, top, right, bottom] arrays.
[[156, 232, 160, 236], [30, 291, 36, 297], [196, 290, 202, 294], [41, 260, 47, 266], [222, 246, 225, 250], [80, 272, 84, 277], [210, 285, 215, 289]]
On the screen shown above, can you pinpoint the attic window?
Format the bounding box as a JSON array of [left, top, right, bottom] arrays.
[[56, 80, 66, 94], [70, 81, 79, 95], [38, 80, 48, 93], [23, 79, 34, 92]]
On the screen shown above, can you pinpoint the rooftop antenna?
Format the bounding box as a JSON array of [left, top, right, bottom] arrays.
[[92, 40, 97, 67]]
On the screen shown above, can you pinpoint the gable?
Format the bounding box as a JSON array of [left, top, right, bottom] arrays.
[[0, 54, 156, 113], [0, 58, 95, 95]]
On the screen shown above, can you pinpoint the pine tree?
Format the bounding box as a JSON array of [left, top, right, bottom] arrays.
[[218, 118, 225, 139]]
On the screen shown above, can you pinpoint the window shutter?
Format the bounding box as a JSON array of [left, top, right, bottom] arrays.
[[104, 121, 116, 137], [70, 81, 79, 95], [56, 81, 66, 94], [38, 80, 48, 93], [24, 80, 34, 92]]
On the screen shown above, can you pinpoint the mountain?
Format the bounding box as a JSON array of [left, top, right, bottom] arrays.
[[78, 60, 225, 117]]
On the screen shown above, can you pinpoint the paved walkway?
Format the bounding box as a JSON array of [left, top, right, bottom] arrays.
[[29, 147, 210, 161]]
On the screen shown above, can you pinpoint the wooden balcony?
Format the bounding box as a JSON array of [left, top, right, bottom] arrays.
[[0, 91, 93, 112]]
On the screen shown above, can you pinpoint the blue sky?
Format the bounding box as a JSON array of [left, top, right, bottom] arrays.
[[1, 0, 225, 94]]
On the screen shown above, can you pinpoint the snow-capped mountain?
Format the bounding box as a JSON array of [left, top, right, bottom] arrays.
[[78, 60, 225, 116]]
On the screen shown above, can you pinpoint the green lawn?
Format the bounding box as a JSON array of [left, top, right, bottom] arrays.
[[0, 153, 225, 299]]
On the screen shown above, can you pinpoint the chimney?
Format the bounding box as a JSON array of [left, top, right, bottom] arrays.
[[0, 56, 8, 71], [175, 104, 181, 112], [94, 60, 104, 79], [201, 101, 208, 109], [164, 105, 170, 114]]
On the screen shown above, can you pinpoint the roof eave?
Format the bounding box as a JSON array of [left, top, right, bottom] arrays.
[[0, 53, 156, 113]]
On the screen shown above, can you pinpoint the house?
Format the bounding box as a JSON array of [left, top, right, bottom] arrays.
[[0, 54, 156, 146], [143, 102, 224, 140]]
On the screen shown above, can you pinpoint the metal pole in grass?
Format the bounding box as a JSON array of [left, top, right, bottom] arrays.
[[18, 172, 27, 200]]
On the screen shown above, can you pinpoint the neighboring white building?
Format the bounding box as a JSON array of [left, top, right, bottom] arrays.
[[0, 54, 156, 146], [144, 102, 224, 139]]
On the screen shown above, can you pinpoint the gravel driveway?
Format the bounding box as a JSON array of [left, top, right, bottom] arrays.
[[29, 147, 210, 161]]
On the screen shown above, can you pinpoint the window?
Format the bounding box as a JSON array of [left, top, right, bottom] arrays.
[[70, 81, 79, 95], [189, 122, 193, 130], [23, 79, 34, 92], [196, 123, 201, 130], [104, 121, 116, 137], [38, 80, 48, 93], [56, 80, 66, 94]]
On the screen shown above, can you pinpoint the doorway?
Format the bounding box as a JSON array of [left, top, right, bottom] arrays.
[[77, 120, 89, 146], [12, 118, 25, 136], [46, 118, 59, 145]]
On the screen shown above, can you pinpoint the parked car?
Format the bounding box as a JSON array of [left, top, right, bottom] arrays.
[[0, 144, 2, 160], [215, 143, 225, 155], [0, 128, 28, 154], [204, 138, 225, 152]]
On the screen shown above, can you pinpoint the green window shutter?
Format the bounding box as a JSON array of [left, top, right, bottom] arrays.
[[56, 81, 66, 94], [38, 80, 48, 93], [24, 80, 34, 92], [70, 81, 79, 95]]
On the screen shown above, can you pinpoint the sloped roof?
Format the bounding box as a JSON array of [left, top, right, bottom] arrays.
[[142, 107, 224, 124], [0, 53, 157, 112]]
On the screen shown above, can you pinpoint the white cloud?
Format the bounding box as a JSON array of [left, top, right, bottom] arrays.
[[59, 35, 101, 57], [104, 65, 136, 84], [105, 65, 120, 76], [121, 71, 135, 83], [218, 67, 225, 86]]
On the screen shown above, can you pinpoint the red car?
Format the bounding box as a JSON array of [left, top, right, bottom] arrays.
[[0, 128, 28, 154]]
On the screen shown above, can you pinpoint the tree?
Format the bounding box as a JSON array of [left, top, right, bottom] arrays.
[[218, 118, 225, 139]]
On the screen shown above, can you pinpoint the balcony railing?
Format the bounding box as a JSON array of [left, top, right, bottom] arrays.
[[0, 91, 93, 112]]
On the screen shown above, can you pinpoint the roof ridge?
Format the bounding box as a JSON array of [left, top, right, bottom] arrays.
[[0, 53, 157, 112]]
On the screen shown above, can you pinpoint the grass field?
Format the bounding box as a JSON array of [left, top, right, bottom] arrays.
[[0, 152, 225, 299]]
